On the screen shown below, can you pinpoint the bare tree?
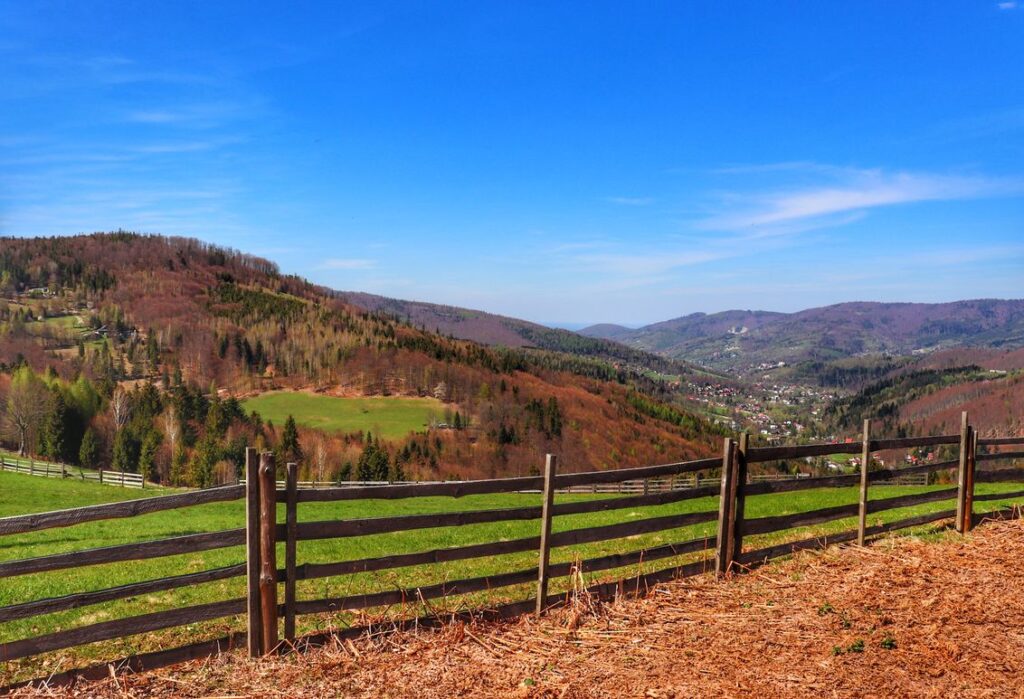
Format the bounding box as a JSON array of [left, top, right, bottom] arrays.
[[314, 435, 328, 484], [111, 386, 131, 432], [3, 368, 48, 456], [163, 404, 180, 459]]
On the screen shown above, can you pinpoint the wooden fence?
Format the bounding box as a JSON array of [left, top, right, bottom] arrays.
[[2, 412, 1023, 689], [0, 456, 146, 489]]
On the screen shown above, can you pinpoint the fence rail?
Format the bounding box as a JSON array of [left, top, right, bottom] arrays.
[[1, 415, 1022, 690], [0, 456, 147, 489]]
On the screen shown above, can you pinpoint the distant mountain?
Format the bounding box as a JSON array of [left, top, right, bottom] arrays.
[[580, 300, 1024, 374], [337, 291, 717, 379]]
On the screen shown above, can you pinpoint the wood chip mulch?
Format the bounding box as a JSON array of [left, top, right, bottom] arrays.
[[14, 519, 1024, 698]]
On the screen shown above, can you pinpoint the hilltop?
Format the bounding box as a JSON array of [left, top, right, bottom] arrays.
[[0, 233, 724, 483]]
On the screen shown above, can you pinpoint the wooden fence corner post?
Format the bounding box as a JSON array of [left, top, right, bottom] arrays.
[[731, 433, 750, 565], [258, 451, 278, 653], [244, 447, 263, 657], [715, 438, 736, 576], [956, 411, 970, 535], [284, 462, 298, 644], [964, 426, 978, 533], [535, 453, 557, 617], [858, 419, 871, 546]]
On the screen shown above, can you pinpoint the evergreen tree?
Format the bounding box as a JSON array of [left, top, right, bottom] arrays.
[[281, 415, 303, 462], [41, 389, 71, 462], [79, 428, 100, 470], [138, 430, 163, 482], [112, 428, 140, 473], [188, 434, 218, 488], [547, 397, 562, 437]]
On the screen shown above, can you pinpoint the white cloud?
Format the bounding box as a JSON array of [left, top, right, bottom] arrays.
[[318, 258, 377, 270], [997, 2, 1017, 10], [700, 167, 1024, 234]]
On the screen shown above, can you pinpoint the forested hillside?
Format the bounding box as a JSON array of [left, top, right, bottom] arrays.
[[0, 233, 726, 486]]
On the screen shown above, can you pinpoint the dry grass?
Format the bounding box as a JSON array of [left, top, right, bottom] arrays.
[[13, 518, 1024, 698]]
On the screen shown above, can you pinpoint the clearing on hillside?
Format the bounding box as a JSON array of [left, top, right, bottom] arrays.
[[24, 516, 1024, 698], [241, 391, 446, 439]]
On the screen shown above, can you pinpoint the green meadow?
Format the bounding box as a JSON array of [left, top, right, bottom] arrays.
[[242, 392, 445, 439], [1, 469, 1022, 683]]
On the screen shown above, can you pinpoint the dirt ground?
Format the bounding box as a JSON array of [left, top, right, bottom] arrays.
[[13, 518, 1024, 698]]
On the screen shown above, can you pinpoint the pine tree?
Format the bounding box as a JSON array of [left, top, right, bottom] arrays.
[[138, 430, 163, 482], [79, 428, 100, 470], [41, 389, 71, 462], [281, 415, 302, 462]]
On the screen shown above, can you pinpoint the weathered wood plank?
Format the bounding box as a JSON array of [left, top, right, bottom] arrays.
[[743, 487, 958, 537], [746, 441, 861, 463], [965, 429, 978, 533], [0, 528, 246, 578], [0, 563, 245, 624], [535, 454, 557, 617], [956, 413, 971, 534], [975, 468, 1024, 482], [258, 452, 277, 654], [714, 438, 736, 576], [294, 505, 542, 541], [972, 489, 1024, 502], [284, 462, 298, 643], [245, 447, 262, 657], [745, 435, 959, 464], [549, 510, 718, 549], [292, 457, 721, 502], [295, 536, 541, 581], [731, 433, 750, 566], [0, 598, 246, 662], [869, 435, 959, 450], [0, 485, 245, 537], [977, 451, 1024, 462], [978, 437, 1024, 446], [858, 420, 871, 546]]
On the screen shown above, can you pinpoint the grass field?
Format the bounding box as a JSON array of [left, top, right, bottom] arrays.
[[1, 469, 1023, 683], [242, 391, 445, 439]]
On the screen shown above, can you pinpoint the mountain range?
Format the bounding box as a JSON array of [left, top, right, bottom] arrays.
[[579, 300, 1024, 374]]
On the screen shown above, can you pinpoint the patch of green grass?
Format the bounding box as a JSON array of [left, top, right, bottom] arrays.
[[242, 391, 445, 439], [1, 470, 1022, 682]]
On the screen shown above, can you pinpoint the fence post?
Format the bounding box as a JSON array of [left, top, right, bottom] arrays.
[[964, 428, 978, 533], [245, 448, 263, 657], [956, 412, 970, 534], [284, 462, 298, 643], [99, 469, 103, 485], [535, 453, 557, 617], [730, 433, 750, 563], [857, 419, 871, 546], [258, 452, 278, 653], [715, 438, 736, 576]]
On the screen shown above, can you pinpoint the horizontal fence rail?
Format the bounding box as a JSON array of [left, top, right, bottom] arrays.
[[1, 417, 1023, 691], [0, 457, 149, 489]]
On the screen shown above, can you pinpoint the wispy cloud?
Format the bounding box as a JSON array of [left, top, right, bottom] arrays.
[[997, 2, 1017, 10], [318, 258, 377, 270], [607, 196, 654, 206], [124, 101, 255, 128], [701, 166, 1024, 234]]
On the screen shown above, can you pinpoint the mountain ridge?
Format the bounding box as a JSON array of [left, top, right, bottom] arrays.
[[579, 299, 1024, 373]]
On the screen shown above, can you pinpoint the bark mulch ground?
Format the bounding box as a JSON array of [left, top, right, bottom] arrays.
[[14, 518, 1024, 698]]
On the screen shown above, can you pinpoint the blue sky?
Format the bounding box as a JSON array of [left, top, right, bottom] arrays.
[[1, 1, 1022, 326]]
